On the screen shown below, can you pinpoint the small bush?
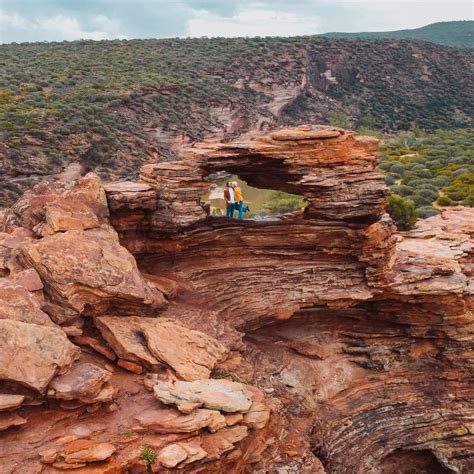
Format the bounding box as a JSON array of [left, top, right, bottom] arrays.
[[384, 174, 398, 185], [263, 191, 307, 214], [417, 206, 441, 219], [140, 445, 157, 467], [390, 184, 413, 197], [437, 195, 452, 206], [386, 194, 418, 231]]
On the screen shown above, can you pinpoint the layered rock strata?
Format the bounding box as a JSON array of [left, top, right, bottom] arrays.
[[0, 168, 272, 472], [0, 125, 472, 473]]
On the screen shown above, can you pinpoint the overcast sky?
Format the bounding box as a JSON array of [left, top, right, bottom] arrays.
[[0, 0, 472, 43]]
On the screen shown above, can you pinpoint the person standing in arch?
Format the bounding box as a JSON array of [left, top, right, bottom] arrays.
[[224, 181, 236, 218], [232, 181, 249, 220]]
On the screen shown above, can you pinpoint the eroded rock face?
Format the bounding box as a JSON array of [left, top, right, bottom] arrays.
[[0, 126, 472, 473]]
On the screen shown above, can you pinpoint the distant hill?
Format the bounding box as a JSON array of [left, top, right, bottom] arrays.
[[322, 21, 474, 48], [0, 36, 472, 206]]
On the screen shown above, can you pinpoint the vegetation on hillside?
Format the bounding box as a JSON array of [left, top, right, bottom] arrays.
[[0, 36, 472, 206], [322, 21, 474, 49], [378, 128, 473, 227]]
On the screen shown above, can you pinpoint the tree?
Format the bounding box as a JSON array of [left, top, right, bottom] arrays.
[[386, 194, 418, 230]]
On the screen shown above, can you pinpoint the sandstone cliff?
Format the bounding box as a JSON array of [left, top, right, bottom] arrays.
[[0, 125, 472, 473]]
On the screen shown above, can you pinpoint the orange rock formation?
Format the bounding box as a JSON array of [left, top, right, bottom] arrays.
[[0, 125, 472, 473]]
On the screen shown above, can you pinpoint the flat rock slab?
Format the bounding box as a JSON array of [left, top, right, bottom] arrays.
[[0, 319, 80, 393], [40, 439, 116, 465], [157, 439, 207, 468], [105, 181, 157, 211], [96, 316, 228, 380], [0, 394, 25, 411], [153, 379, 253, 414], [134, 408, 226, 434], [0, 412, 27, 431]]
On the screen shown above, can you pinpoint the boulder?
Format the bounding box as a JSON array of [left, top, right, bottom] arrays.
[[142, 319, 228, 381], [41, 200, 100, 235], [153, 379, 253, 414], [7, 173, 109, 233], [0, 319, 80, 392], [200, 425, 249, 460], [95, 316, 228, 379], [47, 362, 113, 404], [0, 279, 54, 327], [20, 228, 166, 317]]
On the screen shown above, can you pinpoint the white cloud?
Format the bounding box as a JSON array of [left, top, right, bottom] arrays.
[[0, 11, 32, 29], [185, 7, 321, 37], [0, 10, 128, 42], [37, 14, 107, 40]]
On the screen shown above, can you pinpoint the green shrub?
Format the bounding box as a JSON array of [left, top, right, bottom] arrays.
[[461, 197, 474, 207], [433, 176, 449, 187], [263, 191, 307, 214], [384, 174, 398, 185], [390, 185, 413, 197], [389, 163, 405, 175], [386, 194, 418, 231], [328, 112, 349, 128], [437, 195, 452, 206], [412, 189, 438, 206], [139, 445, 157, 467], [417, 206, 441, 218], [446, 190, 464, 201]]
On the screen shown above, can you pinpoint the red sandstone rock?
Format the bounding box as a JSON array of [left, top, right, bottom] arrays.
[[157, 439, 207, 468], [72, 335, 116, 361], [96, 316, 228, 380], [0, 412, 27, 431], [117, 359, 143, 374], [0, 278, 54, 327], [48, 362, 113, 404], [0, 394, 25, 411], [0, 126, 472, 473], [40, 439, 116, 465], [153, 379, 254, 414], [0, 319, 80, 393], [104, 181, 158, 211], [133, 408, 227, 434], [20, 228, 166, 318]]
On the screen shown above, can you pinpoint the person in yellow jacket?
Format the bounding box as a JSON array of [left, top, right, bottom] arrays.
[[232, 181, 249, 220]]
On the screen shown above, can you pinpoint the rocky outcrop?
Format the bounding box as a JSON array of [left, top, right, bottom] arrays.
[[0, 319, 80, 393], [95, 316, 229, 378], [0, 125, 472, 473]]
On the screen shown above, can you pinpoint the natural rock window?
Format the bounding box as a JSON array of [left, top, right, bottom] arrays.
[[202, 173, 308, 219]]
